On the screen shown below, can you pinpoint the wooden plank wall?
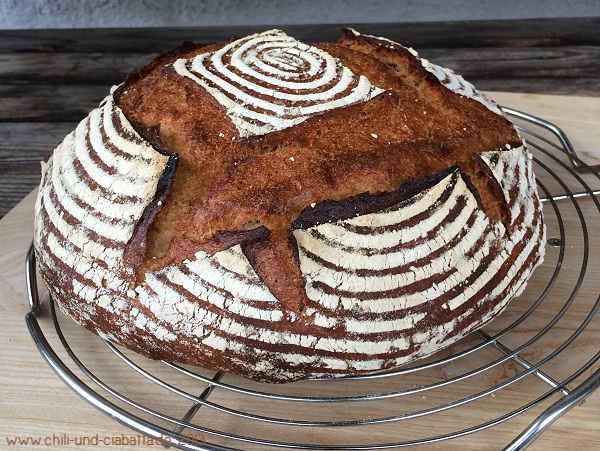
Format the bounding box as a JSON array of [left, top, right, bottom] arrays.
[[1, 17, 599, 218]]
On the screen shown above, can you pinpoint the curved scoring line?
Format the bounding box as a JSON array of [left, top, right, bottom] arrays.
[[258, 50, 311, 78], [156, 266, 285, 327], [51, 130, 146, 240], [228, 34, 335, 88], [304, 179, 466, 252], [45, 233, 117, 290], [180, 58, 374, 135], [302, 149, 541, 318], [260, 48, 305, 73], [511, 151, 534, 225], [341, 171, 461, 229], [176, 255, 281, 309], [141, 267, 418, 359], [448, 206, 541, 311], [196, 245, 272, 293], [480, 149, 515, 206], [45, 101, 169, 247], [311, 211, 541, 320], [298, 213, 485, 279], [296, 170, 463, 257], [44, 182, 129, 259], [302, 215, 495, 309], [52, 141, 141, 230], [73, 114, 147, 201], [235, 44, 332, 85], [234, 40, 316, 79], [182, 58, 307, 120], [298, 207, 482, 284], [422, 58, 501, 115], [305, 211, 539, 328], [196, 52, 357, 105], [103, 97, 160, 161], [90, 103, 163, 187], [100, 99, 166, 174]]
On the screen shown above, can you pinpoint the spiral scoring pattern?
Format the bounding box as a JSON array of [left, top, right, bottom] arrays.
[[173, 29, 385, 137]]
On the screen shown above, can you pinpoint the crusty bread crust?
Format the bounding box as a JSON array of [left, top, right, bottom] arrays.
[[34, 29, 544, 382], [114, 30, 522, 310]]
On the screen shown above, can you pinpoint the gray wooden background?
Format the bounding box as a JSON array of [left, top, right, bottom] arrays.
[[2, 0, 600, 29]]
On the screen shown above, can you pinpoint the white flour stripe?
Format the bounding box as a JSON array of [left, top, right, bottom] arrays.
[[81, 107, 165, 195], [44, 231, 128, 293], [421, 58, 503, 115], [51, 155, 141, 242], [302, 225, 497, 314], [51, 146, 141, 227], [343, 171, 459, 228], [72, 116, 140, 198], [187, 56, 375, 117], [42, 192, 124, 263], [299, 188, 472, 254], [184, 250, 280, 303], [298, 212, 491, 295], [88, 106, 161, 181], [231, 36, 326, 82], [173, 29, 384, 137], [159, 265, 284, 322], [250, 45, 321, 78], [447, 210, 538, 311], [295, 193, 483, 273], [142, 269, 416, 356], [344, 311, 427, 334], [45, 95, 169, 243], [101, 97, 162, 161], [215, 42, 344, 94]]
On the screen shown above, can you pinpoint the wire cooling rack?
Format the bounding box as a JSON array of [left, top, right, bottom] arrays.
[[25, 108, 600, 450]]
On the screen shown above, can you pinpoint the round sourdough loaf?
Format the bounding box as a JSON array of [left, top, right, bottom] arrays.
[[34, 29, 545, 383]]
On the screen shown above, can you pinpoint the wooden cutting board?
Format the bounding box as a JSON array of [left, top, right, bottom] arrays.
[[1, 92, 599, 450]]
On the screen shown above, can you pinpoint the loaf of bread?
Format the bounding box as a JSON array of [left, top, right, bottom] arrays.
[[33, 29, 545, 383]]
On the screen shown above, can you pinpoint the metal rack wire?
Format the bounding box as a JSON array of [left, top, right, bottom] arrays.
[[25, 108, 600, 450]]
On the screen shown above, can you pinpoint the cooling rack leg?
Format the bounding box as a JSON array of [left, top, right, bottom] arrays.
[[170, 371, 225, 440], [504, 367, 600, 451], [26, 242, 40, 313]]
